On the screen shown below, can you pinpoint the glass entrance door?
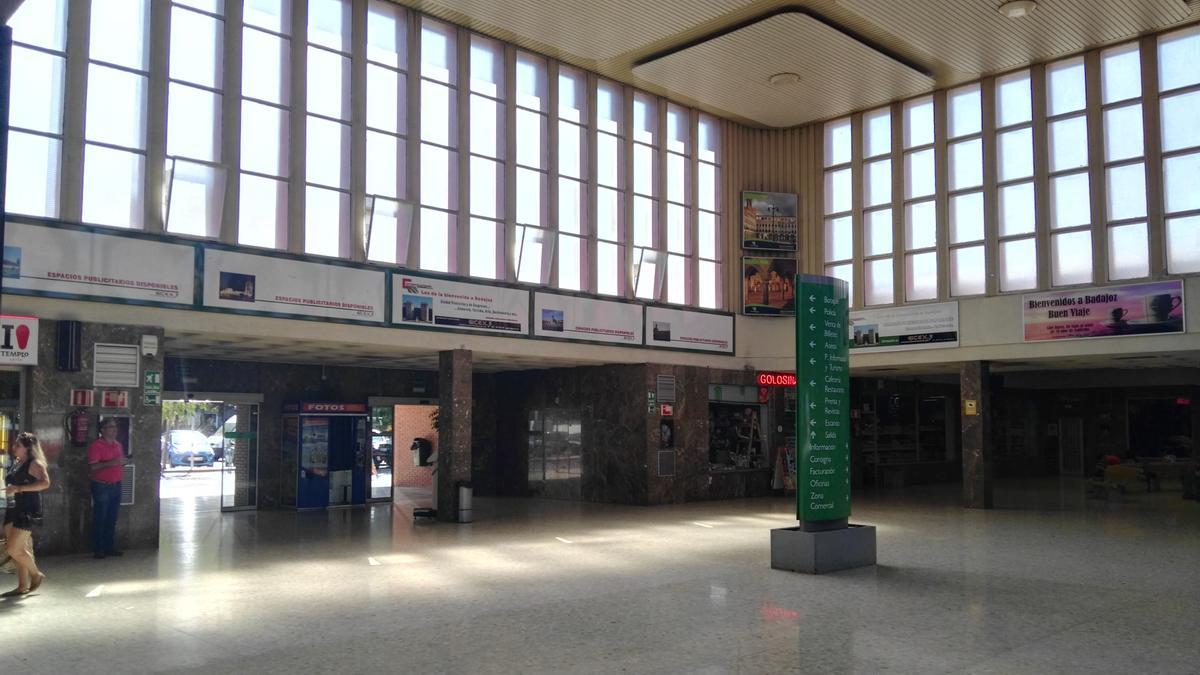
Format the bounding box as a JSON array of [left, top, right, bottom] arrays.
[[220, 403, 260, 511]]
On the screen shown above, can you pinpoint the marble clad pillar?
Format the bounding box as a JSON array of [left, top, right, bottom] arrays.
[[960, 361, 993, 509], [437, 349, 473, 521]]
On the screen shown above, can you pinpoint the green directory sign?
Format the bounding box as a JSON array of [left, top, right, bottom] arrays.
[[796, 275, 850, 522]]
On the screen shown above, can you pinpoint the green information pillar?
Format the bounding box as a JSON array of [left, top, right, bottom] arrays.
[[796, 274, 850, 526]]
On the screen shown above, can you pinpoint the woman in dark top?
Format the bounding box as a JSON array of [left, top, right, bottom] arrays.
[[4, 431, 50, 596]]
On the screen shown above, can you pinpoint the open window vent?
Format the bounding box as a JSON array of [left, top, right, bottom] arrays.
[[93, 344, 140, 388]]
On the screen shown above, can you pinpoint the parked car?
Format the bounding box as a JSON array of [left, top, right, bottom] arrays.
[[205, 415, 235, 461], [372, 442, 392, 470], [164, 429, 215, 467]]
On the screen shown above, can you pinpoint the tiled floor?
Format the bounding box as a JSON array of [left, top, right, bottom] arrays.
[[2, 478, 1197, 674]]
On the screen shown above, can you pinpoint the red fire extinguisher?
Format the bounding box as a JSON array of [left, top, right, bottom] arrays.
[[67, 409, 92, 446]]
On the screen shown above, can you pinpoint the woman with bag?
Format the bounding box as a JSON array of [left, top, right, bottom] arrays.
[[4, 431, 50, 596]]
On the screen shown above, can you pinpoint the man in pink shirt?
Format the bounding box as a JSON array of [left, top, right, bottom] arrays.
[[87, 419, 128, 559]]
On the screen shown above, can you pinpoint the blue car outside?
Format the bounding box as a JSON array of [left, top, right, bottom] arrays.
[[166, 430, 215, 467]]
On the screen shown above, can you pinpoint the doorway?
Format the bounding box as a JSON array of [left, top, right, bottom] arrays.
[[369, 401, 438, 508], [160, 396, 260, 516]]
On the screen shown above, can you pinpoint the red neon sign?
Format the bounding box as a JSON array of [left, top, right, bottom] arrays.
[[757, 372, 797, 387]]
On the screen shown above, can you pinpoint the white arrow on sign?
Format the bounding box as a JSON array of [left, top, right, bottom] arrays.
[[809, 357, 816, 365], [809, 402, 816, 409], [809, 380, 816, 387], [809, 295, 815, 302], [809, 306, 816, 314], [809, 324, 816, 331], [809, 419, 816, 427], [808, 341, 816, 348]]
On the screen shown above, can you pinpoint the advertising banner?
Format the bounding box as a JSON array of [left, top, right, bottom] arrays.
[[393, 274, 529, 335], [1023, 280, 1185, 341], [645, 306, 734, 353], [203, 250, 386, 322], [741, 191, 798, 252], [796, 275, 850, 522], [848, 302, 960, 352], [4, 221, 195, 305], [0, 315, 38, 366], [743, 256, 797, 315], [533, 293, 642, 345]]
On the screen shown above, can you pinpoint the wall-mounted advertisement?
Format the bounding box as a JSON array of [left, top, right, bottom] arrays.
[[534, 293, 642, 345], [0, 315, 38, 366], [645, 306, 734, 353], [4, 221, 195, 305], [847, 302, 959, 352], [203, 250, 385, 322], [393, 274, 529, 335], [743, 256, 797, 316], [741, 191, 798, 252], [1023, 280, 1185, 342]]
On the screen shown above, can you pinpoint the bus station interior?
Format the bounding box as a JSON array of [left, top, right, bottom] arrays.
[[1, 0, 1199, 671]]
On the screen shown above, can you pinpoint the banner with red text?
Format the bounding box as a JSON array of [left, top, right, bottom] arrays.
[[392, 274, 529, 335], [1023, 280, 1185, 341], [645, 306, 734, 353], [533, 293, 642, 345]]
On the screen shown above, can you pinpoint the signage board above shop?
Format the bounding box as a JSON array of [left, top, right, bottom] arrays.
[[757, 371, 797, 387], [0, 315, 38, 366]]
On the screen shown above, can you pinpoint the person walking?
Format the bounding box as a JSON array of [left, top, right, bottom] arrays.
[[88, 419, 128, 559], [4, 431, 50, 596]]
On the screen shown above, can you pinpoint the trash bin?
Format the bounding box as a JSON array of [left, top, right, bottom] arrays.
[[457, 483, 473, 523]]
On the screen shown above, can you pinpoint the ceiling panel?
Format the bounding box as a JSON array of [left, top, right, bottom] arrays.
[[633, 11, 934, 127]]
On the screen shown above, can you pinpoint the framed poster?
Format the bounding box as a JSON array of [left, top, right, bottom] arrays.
[[533, 293, 642, 345], [741, 191, 798, 252], [847, 302, 959, 352], [645, 306, 734, 353], [392, 274, 529, 335], [742, 257, 796, 316]]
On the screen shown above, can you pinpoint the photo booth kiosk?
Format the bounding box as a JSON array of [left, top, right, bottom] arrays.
[[282, 402, 370, 509]]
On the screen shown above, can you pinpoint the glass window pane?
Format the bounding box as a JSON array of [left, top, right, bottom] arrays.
[[864, 209, 893, 257], [1050, 172, 1091, 230], [308, 0, 349, 51], [9, 0, 68, 51], [1107, 223, 1148, 280], [999, 238, 1037, 291], [306, 117, 350, 189], [1101, 43, 1141, 104], [632, 93, 656, 145], [560, 69, 586, 123], [666, 105, 688, 154], [824, 168, 851, 214], [863, 109, 891, 158], [420, 19, 456, 84], [667, 204, 686, 253], [632, 195, 654, 247], [471, 95, 501, 158], [699, 260, 718, 309], [421, 80, 455, 147], [904, 149, 935, 199], [951, 245, 985, 296], [307, 47, 349, 119], [825, 215, 852, 262], [304, 186, 348, 257], [905, 200, 936, 250], [865, 258, 894, 305], [6, 132, 61, 218], [948, 85, 981, 138], [1051, 230, 1092, 286], [1103, 104, 1144, 162], [667, 254, 686, 305], [698, 163, 717, 212], [90, 0, 148, 70], [949, 139, 982, 190], [597, 241, 620, 295], [242, 29, 289, 105], [698, 115, 719, 164], [470, 156, 500, 218], [170, 7, 222, 89], [366, 197, 411, 264], [420, 144, 456, 209], [559, 122, 584, 179], [241, 101, 289, 176], [1048, 116, 1088, 173], [558, 234, 582, 291], [999, 182, 1036, 236], [82, 145, 144, 229], [996, 71, 1032, 128], [597, 187, 621, 241], [950, 192, 984, 244], [864, 158, 892, 207], [366, 131, 402, 199], [824, 118, 851, 166], [905, 251, 937, 301], [633, 143, 655, 196], [86, 65, 147, 149], [515, 168, 545, 226], [1106, 163, 1147, 221], [698, 212, 718, 261], [597, 81, 622, 135], [667, 153, 687, 204], [597, 133, 621, 187], [419, 208, 451, 272], [10, 47, 64, 134], [635, 251, 660, 299], [559, 178, 584, 235], [1047, 57, 1086, 116], [470, 218, 499, 279], [244, 0, 290, 34], [238, 173, 287, 249], [903, 97, 934, 148], [367, 0, 405, 69], [515, 53, 547, 111], [1158, 26, 1200, 93], [1161, 91, 1200, 153], [167, 84, 221, 162], [1166, 215, 1200, 274], [367, 65, 402, 133], [1164, 152, 1200, 214], [516, 109, 546, 168], [998, 127, 1033, 181], [825, 263, 853, 308]]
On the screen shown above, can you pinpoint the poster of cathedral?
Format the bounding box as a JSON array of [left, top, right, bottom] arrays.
[[741, 191, 798, 252]]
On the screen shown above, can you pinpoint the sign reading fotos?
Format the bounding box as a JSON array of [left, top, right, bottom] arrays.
[[203, 250, 386, 322], [392, 274, 529, 335], [4, 221, 195, 305], [848, 302, 960, 352], [645, 306, 734, 353], [1023, 280, 1185, 342], [0, 315, 38, 366], [533, 293, 643, 345], [742, 256, 797, 316], [741, 191, 798, 252]]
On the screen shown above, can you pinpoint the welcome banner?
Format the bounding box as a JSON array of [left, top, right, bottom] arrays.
[[1023, 280, 1185, 341]]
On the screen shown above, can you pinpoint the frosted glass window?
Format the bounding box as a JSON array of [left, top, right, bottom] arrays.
[[82, 145, 144, 228], [865, 258, 894, 305], [1105, 163, 1147, 221], [667, 254, 686, 305], [1164, 152, 1200, 214], [824, 168, 852, 214], [597, 187, 620, 241], [665, 106, 687, 154], [176, 2, 224, 19], [699, 212, 717, 261], [1158, 26, 1200, 92], [1048, 116, 1088, 172], [699, 115, 719, 164], [471, 95, 501, 158], [1051, 230, 1092, 286], [906, 252, 937, 301], [903, 97, 934, 148], [949, 139, 982, 190], [420, 144, 455, 209], [9, 0, 67, 51], [633, 143, 655, 196], [468, 38, 503, 98], [238, 174, 287, 249], [999, 182, 1036, 236], [950, 192, 984, 244], [516, 110, 546, 169], [1101, 44, 1141, 104], [365, 131, 402, 199], [367, 0, 405, 68], [561, 70, 587, 124], [167, 85, 221, 164], [6, 132, 61, 218], [1107, 223, 1148, 280], [470, 218, 499, 279], [244, 0, 290, 34], [170, 7, 222, 89], [825, 263, 853, 306], [241, 101, 288, 176], [421, 80, 455, 147], [559, 178, 584, 234], [308, 0, 349, 52], [904, 200, 936, 250], [864, 209, 893, 257], [951, 246, 986, 296], [559, 234, 583, 291], [997, 128, 1033, 181], [367, 65, 402, 133], [307, 47, 349, 120], [306, 117, 350, 189], [1166, 215, 1200, 273], [1047, 58, 1086, 116], [1050, 172, 1091, 229], [698, 163, 717, 212], [667, 204, 686, 253], [825, 118, 851, 166], [1161, 91, 1200, 152], [90, 0, 148, 70], [596, 82, 622, 135], [825, 216, 852, 261], [516, 227, 546, 284], [632, 196, 654, 247], [10, 47, 65, 134], [597, 133, 621, 187], [633, 250, 658, 300], [632, 94, 656, 145], [597, 242, 620, 295], [304, 186, 348, 257], [469, 157, 500, 218], [699, 261, 718, 309], [996, 71, 1032, 128], [864, 109, 891, 158], [904, 149, 935, 198], [516, 54, 548, 112], [559, 122, 584, 178], [86, 65, 147, 149], [864, 159, 892, 207], [242, 29, 289, 105], [1103, 104, 1144, 162], [515, 168, 545, 226], [365, 198, 405, 264], [948, 85, 981, 138], [1000, 238, 1037, 291], [420, 20, 455, 84], [667, 153, 687, 204], [419, 209, 451, 272]]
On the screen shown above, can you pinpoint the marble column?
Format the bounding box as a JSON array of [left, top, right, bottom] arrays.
[[960, 361, 993, 509], [437, 349, 473, 521]]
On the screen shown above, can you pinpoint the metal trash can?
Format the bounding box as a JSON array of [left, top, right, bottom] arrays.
[[457, 483, 473, 523]]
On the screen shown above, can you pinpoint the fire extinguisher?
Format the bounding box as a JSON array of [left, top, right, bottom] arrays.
[[67, 409, 92, 446]]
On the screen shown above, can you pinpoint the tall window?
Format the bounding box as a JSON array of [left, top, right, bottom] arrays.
[[240, 0, 292, 249], [419, 18, 458, 273], [863, 106, 894, 305], [467, 36, 504, 279], [364, 0, 409, 265], [947, 85, 985, 296], [995, 70, 1039, 291], [903, 97, 937, 301], [6, 0, 67, 218], [514, 52, 550, 284], [1046, 57, 1093, 286], [823, 118, 853, 305], [595, 79, 625, 296], [556, 66, 587, 291], [631, 92, 662, 300], [696, 114, 722, 309], [305, 0, 352, 257], [1158, 26, 1200, 274], [1101, 43, 1148, 281], [665, 103, 691, 305]]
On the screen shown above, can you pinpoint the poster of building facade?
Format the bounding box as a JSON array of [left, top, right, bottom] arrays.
[[847, 302, 960, 352], [393, 274, 529, 335], [742, 257, 797, 315], [1023, 280, 1184, 341], [741, 191, 798, 252]]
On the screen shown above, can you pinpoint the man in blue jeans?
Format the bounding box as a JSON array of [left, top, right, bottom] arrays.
[[87, 419, 128, 558]]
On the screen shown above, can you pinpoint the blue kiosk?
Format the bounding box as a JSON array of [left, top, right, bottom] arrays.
[[282, 402, 371, 509]]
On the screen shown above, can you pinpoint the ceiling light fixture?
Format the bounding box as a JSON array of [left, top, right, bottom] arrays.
[[768, 72, 801, 86], [998, 0, 1037, 18]]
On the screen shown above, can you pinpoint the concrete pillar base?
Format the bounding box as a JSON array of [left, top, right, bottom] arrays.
[[770, 524, 877, 574]]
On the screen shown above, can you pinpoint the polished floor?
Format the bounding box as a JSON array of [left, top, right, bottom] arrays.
[[3, 478, 1198, 674]]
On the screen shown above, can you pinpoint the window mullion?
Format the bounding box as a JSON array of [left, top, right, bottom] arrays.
[[1030, 63, 1053, 288], [287, 0, 307, 254], [348, 0, 368, 262], [1084, 50, 1107, 283], [454, 26, 470, 275], [981, 76, 1000, 295], [60, 0, 93, 221], [933, 90, 949, 300], [886, 104, 900, 306], [405, 15, 421, 268], [1140, 33, 1165, 279], [547, 60, 560, 288], [585, 71, 599, 294], [689, 108, 700, 306], [622, 84, 635, 299], [144, 0, 170, 233], [502, 44, 517, 281], [655, 97, 668, 302], [220, 0, 242, 244]]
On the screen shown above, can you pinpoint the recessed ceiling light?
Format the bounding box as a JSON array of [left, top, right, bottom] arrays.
[[998, 0, 1037, 18], [768, 72, 801, 86]]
